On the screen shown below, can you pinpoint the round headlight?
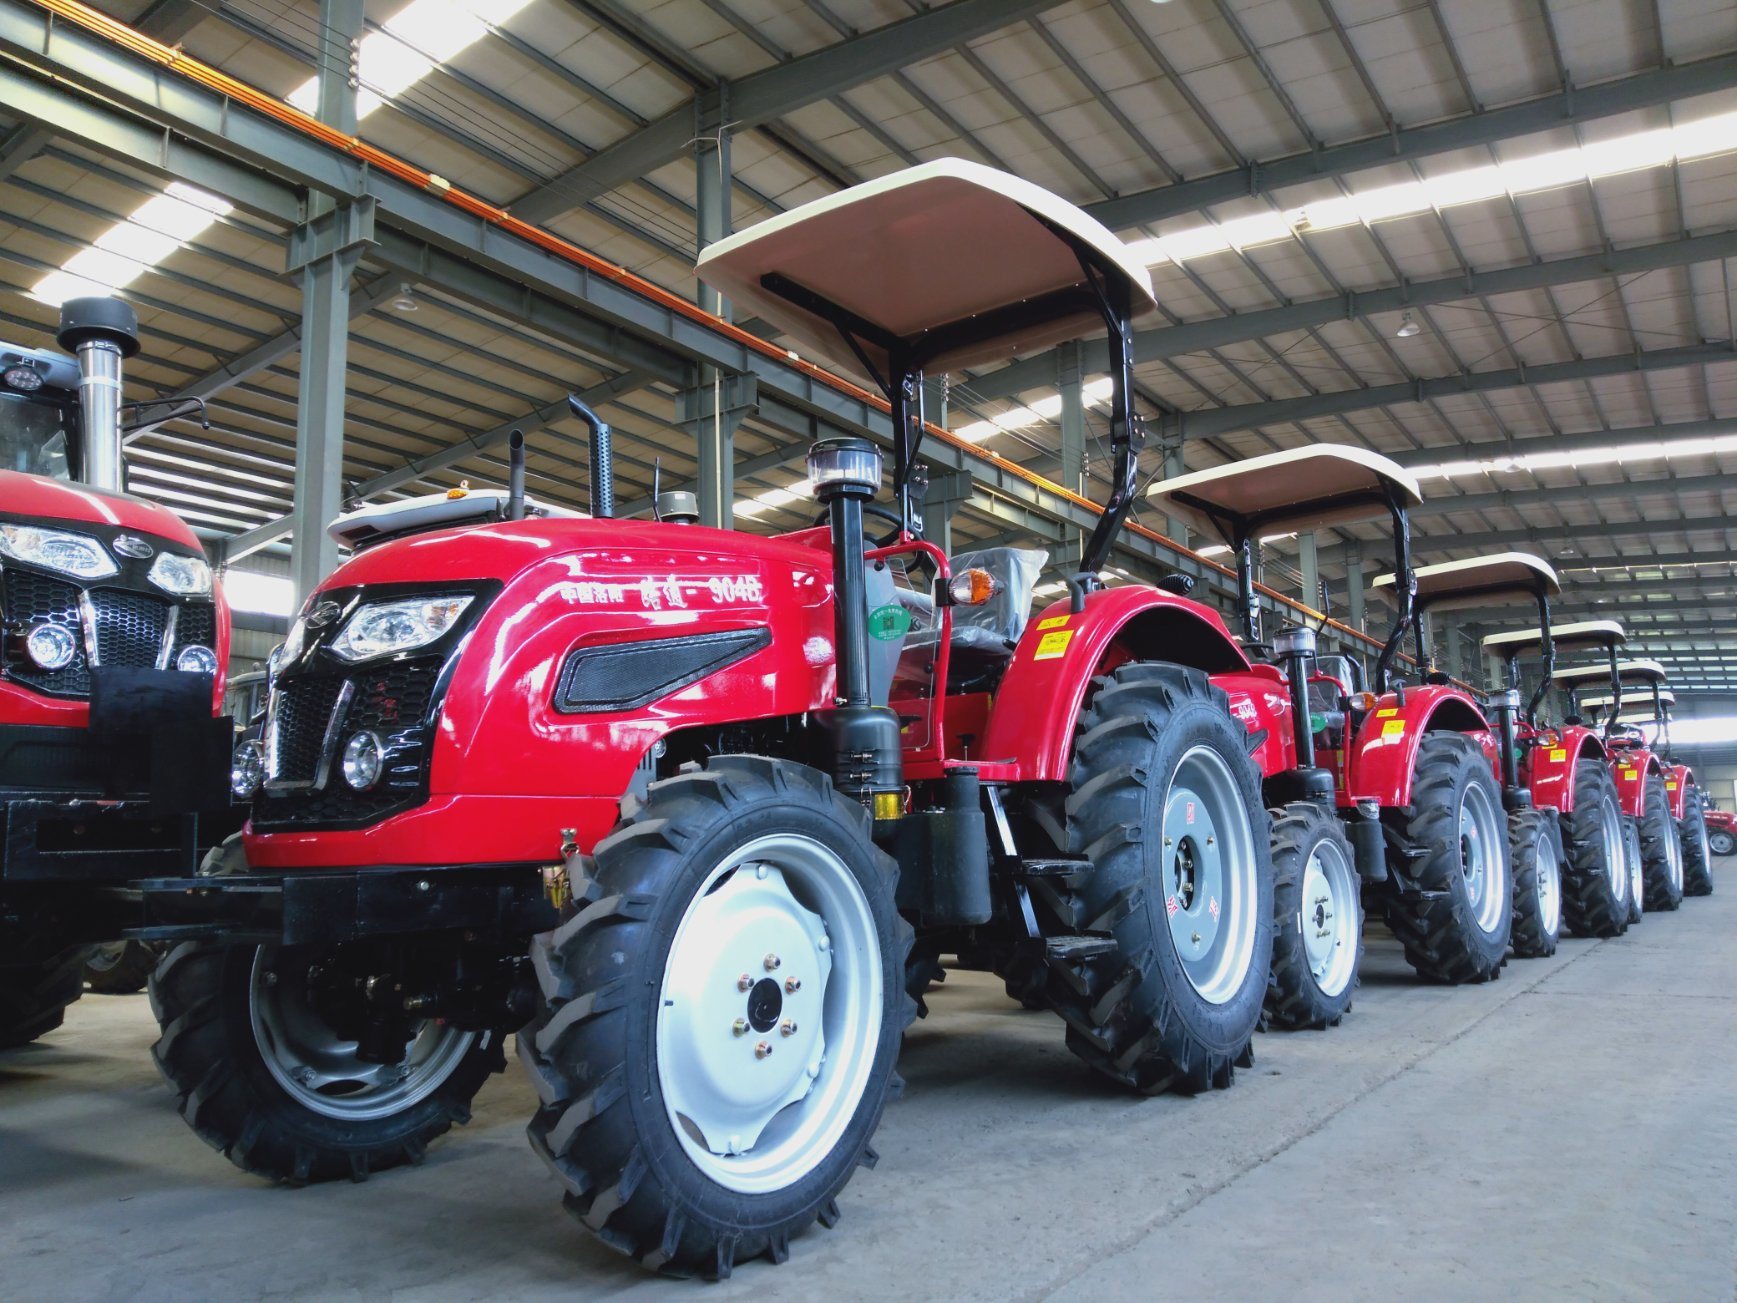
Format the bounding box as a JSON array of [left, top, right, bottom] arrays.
[[3, 364, 43, 391], [341, 731, 383, 791], [176, 644, 218, 674], [805, 436, 881, 499], [231, 739, 264, 801], [25, 622, 76, 670]]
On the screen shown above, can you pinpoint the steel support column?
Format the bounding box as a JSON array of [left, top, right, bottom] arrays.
[[677, 372, 758, 528], [1298, 532, 1320, 616], [694, 83, 732, 319], [1344, 542, 1366, 635], [288, 0, 362, 602], [1160, 435, 1187, 548]]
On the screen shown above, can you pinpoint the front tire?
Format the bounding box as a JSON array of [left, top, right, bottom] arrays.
[[1561, 760, 1629, 938], [1033, 664, 1273, 1093], [522, 757, 914, 1278], [1681, 787, 1715, 896], [1639, 775, 1684, 912], [150, 941, 506, 1183], [1709, 826, 1736, 859], [1263, 801, 1361, 1030], [1622, 818, 1644, 926], [1383, 733, 1511, 984], [84, 940, 164, 995], [0, 948, 87, 1049], [1509, 807, 1564, 959]]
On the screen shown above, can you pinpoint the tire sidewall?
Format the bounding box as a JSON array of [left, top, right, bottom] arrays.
[[1432, 742, 1512, 960], [612, 787, 906, 1234]]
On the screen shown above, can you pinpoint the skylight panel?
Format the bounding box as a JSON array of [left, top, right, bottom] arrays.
[[30, 183, 232, 306]]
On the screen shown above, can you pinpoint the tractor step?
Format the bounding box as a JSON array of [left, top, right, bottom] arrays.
[[1015, 858, 1090, 879], [1044, 935, 1117, 962]]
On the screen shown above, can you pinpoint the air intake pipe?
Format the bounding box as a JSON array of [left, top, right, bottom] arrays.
[[506, 429, 527, 521], [56, 296, 139, 493]]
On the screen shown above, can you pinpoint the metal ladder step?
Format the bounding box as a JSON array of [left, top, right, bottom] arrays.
[[1044, 935, 1117, 963], [1015, 858, 1090, 879]]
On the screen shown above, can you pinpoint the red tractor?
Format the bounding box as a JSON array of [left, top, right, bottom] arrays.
[[1575, 660, 1711, 900], [1550, 652, 1686, 921], [0, 296, 232, 1047], [139, 161, 1285, 1275], [1484, 621, 1637, 936], [1148, 448, 1514, 1021], [1706, 807, 1736, 859]]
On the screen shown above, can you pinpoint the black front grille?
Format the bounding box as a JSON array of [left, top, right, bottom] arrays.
[[2, 567, 88, 694], [92, 588, 171, 668], [255, 657, 444, 830], [3, 564, 219, 699], [267, 677, 347, 785]]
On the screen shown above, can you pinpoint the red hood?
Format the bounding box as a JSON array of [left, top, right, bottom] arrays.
[[0, 468, 204, 551]]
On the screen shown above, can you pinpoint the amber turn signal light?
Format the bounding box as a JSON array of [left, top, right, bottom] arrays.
[[948, 567, 1000, 606]]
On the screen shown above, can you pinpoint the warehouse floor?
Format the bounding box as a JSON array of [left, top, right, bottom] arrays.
[[3, 873, 1733, 1300]]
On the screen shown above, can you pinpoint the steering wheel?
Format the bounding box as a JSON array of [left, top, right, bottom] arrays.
[[811, 502, 906, 548]]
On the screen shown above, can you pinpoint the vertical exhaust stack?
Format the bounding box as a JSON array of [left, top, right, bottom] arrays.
[[56, 296, 140, 493], [506, 429, 527, 521], [567, 394, 614, 518]]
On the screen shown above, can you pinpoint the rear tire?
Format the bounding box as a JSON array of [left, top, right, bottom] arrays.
[[1709, 826, 1736, 859], [1639, 775, 1684, 912], [522, 757, 914, 1278], [150, 941, 506, 1184], [1680, 787, 1715, 896], [1622, 818, 1644, 926], [84, 940, 164, 995], [1031, 664, 1272, 1093], [0, 948, 87, 1049], [1263, 801, 1361, 1030], [1509, 807, 1564, 959], [1561, 760, 1629, 938], [1382, 733, 1511, 984]]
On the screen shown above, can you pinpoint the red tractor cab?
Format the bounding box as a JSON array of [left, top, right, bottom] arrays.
[[1567, 657, 1692, 913], [1, 296, 232, 1047], [1149, 445, 1513, 1010], [140, 160, 1283, 1276], [1483, 620, 1633, 936]]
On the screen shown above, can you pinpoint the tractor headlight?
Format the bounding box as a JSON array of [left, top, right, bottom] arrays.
[[3, 364, 43, 391], [330, 594, 474, 663], [25, 622, 77, 670], [231, 738, 264, 800], [805, 437, 881, 498], [148, 551, 212, 596], [0, 524, 118, 580]]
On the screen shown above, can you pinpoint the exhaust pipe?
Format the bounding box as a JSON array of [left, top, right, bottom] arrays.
[[567, 394, 614, 519], [56, 296, 139, 493], [506, 428, 526, 521]]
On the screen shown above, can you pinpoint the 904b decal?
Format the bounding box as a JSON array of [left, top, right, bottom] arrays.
[[561, 573, 766, 610]]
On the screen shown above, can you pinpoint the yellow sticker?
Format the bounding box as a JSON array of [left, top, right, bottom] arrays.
[[1619, 767, 1636, 778], [1036, 615, 1070, 630], [1376, 707, 1398, 718], [1549, 748, 1568, 762], [1034, 629, 1074, 660], [1382, 719, 1406, 737], [1666, 781, 1678, 790]]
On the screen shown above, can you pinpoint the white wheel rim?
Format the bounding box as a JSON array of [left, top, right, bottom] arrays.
[[656, 833, 882, 1196], [1535, 832, 1562, 937], [1713, 831, 1734, 856], [1624, 821, 1643, 912], [1299, 834, 1359, 998], [1458, 781, 1507, 935], [249, 949, 478, 1122], [1160, 745, 1258, 1005], [1600, 795, 1626, 902], [1665, 818, 1684, 894]]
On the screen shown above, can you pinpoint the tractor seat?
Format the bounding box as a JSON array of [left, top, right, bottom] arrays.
[[896, 546, 1047, 686]]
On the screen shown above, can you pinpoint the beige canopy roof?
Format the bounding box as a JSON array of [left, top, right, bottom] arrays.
[[695, 158, 1158, 385], [1554, 658, 1670, 687], [1582, 688, 1675, 716], [1482, 619, 1626, 656], [1371, 551, 1559, 611], [1145, 445, 1424, 545]]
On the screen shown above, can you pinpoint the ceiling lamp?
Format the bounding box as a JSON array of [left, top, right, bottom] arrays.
[[1396, 312, 1421, 338], [392, 283, 417, 312]]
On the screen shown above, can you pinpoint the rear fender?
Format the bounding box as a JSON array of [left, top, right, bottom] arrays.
[[1610, 747, 1664, 818], [1522, 724, 1605, 814], [1665, 762, 1695, 820], [1346, 685, 1495, 808], [978, 586, 1248, 783]]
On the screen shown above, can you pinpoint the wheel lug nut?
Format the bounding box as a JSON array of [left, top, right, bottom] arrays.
[[780, 1019, 797, 1036], [737, 973, 752, 992], [785, 977, 801, 993], [733, 1019, 748, 1036], [755, 1041, 773, 1059], [764, 953, 781, 971]]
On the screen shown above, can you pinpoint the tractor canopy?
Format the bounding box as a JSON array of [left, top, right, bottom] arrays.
[[1372, 551, 1558, 612], [1482, 619, 1626, 659], [698, 158, 1157, 585], [1145, 444, 1423, 688]]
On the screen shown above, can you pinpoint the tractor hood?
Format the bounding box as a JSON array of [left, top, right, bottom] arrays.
[[0, 467, 204, 551]]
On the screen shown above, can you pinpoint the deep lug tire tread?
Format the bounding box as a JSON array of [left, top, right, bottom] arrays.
[[84, 940, 165, 995], [1263, 801, 1361, 1030], [1508, 806, 1563, 959], [1638, 774, 1684, 912], [1680, 786, 1715, 897], [1381, 733, 1511, 984], [148, 940, 506, 1185], [521, 756, 916, 1279], [1028, 663, 1273, 1095], [0, 947, 87, 1049], [1560, 761, 1628, 937]]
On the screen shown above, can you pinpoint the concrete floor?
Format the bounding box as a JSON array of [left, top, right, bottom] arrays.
[[3, 871, 1733, 1301]]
